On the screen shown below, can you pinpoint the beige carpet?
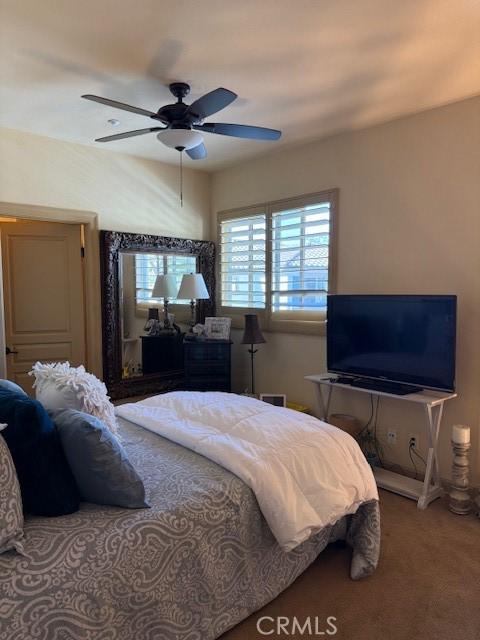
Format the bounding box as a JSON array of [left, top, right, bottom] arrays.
[[220, 490, 479, 640]]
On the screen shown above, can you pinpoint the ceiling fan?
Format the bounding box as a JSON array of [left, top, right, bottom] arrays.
[[81, 82, 281, 160]]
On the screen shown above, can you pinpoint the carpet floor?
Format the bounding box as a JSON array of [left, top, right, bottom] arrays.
[[220, 490, 479, 640]]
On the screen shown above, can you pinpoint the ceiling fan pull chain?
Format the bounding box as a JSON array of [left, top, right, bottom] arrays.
[[180, 150, 183, 208]]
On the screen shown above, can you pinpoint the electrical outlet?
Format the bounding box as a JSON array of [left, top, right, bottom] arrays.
[[409, 435, 418, 450], [387, 430, 397, 445]]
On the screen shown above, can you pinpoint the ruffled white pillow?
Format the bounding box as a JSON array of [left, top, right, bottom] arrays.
[[29, 362, 118, 436]]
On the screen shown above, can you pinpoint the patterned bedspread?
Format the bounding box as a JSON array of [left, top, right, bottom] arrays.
[[0, 418, 380, 640]]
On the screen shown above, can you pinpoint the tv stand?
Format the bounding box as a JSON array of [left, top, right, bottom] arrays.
[[350, 378, 422, 395], [305, 374, 457, 509]]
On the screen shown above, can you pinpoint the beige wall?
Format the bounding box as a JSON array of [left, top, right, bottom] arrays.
[[212, 96, 480, 483], [0, 126, 211, 379], [0, 127, 211, 239]]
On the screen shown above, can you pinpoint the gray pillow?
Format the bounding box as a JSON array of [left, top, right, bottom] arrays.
[[0, 429, 26, 555], [53, 409, 148, 509]]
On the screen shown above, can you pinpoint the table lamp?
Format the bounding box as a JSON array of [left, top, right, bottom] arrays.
[[177, 273, 209, 331], [241, 314, 266, 396], [151, 274, 178, 329]]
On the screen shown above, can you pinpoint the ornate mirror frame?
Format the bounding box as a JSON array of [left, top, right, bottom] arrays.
[[100, 230, 215, 399]]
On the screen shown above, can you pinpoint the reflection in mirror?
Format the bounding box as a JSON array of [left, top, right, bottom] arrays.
[[101, 231, 215, 399], [119, 252, 197, 379]]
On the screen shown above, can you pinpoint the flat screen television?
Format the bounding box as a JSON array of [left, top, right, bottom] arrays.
[[326, 295, 457, 392]]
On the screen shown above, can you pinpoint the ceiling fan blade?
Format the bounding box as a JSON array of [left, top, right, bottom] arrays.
[[94, 127, 165, 142], [194, 122, 281, 140], [188, 88, 237, 120], [186, 142, 207, 160], [82, 94, 158, 118]]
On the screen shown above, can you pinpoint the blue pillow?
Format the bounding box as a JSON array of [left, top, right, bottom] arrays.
[[0, 384, 80, 516], [53, 409, 148, 509], [0, 379, 27, 396]]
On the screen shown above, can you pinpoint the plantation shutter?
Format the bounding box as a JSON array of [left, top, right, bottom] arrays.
[[271, 197, 332, 317], [165, 255, 197, 303], [135, 253, 197, 305], [220, 212, 267, 309], [135, 253, 164, 304]]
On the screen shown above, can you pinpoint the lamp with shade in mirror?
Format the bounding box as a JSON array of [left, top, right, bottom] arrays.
[[177, 273, 210, 332], [151, 274, 178, 330]]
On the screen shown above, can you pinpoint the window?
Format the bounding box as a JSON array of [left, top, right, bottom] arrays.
[[218, 190, 337, 332], [219, 211, 266, 309], [135, 253, 197, 306], [271, 200, 330, 313]]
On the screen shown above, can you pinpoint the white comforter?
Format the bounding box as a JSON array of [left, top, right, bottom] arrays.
[[115, 392, 378, 551]]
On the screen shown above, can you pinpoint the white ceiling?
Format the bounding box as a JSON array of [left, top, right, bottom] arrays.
[[1, 0, 479, 171]]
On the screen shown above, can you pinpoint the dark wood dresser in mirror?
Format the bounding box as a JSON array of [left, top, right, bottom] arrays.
[[100, 230, 215, 399]]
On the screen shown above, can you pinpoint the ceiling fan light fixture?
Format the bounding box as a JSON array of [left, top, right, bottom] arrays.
[[157, 128, 203, 150]]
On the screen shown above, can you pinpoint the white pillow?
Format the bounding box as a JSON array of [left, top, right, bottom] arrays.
[[0, 426, 26, 555], [29, 362, 118, 436]]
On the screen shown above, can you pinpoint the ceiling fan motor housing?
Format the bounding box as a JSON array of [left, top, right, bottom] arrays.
[[155, 85, 202, 126], [156, 102, 200, 126]]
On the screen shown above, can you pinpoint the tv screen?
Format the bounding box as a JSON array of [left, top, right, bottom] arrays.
[[326, 295, 456, 391]]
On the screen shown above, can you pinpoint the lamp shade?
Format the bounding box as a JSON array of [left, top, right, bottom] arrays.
[[177, 273, 209, 300], [241, 314, 266, 345], [151, 274, 178, 299]]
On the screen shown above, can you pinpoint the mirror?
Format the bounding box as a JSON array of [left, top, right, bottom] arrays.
[[119, 251, 197, 377], [100, 231, 215, 399]]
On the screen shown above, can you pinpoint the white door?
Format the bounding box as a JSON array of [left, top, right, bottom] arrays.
[[1, 220, 86, 395]]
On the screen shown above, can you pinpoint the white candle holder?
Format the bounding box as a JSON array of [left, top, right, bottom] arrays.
[[448, 439, 471, 515]]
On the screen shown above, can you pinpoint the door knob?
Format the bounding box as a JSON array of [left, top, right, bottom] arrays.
[[5, 347, 18, 355]]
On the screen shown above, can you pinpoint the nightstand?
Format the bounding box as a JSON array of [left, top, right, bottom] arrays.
[[184, 339, 232, 392], [141, 333, 184, 374]]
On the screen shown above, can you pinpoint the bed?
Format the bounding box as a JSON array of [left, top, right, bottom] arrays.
[[0, 393, 380, 640]]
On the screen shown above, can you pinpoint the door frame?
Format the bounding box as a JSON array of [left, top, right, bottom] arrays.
[[0, 202, 102, 379]]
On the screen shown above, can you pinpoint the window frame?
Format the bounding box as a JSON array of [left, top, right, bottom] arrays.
[[217, 189, 338, 335]]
